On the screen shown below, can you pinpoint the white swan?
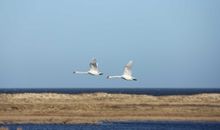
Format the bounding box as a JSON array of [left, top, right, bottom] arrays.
[[107, 61, 137, 81], [73, 58, 103, 76]]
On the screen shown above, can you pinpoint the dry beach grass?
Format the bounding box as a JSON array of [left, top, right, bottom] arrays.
[[0, 93, 220, 124]]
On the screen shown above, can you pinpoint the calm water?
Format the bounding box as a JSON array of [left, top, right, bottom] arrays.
[[0, 88, 220, 96], [1, 121, 220, 130]]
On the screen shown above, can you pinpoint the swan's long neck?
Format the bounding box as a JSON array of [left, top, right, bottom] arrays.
[[73, 71, 88, 74], [107, 75, 122, 79]]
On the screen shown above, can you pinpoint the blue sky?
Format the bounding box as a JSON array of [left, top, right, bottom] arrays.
[[0, 0, 220, 88]]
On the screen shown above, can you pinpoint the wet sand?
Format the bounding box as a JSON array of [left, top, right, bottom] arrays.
[[0, 93, 220, 124]]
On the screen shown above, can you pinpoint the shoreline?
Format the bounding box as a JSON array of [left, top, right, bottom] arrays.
[[1, 117, 220, 125], [1, 119, 220, 125], [0, 93, 220, 124]]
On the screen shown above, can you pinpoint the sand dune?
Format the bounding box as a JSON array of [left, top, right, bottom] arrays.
[[0, 93, 220, 124]]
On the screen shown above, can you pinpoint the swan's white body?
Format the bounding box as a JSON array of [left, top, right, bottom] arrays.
[[73, 58, 103, 76], [107, 61, 137, 81]]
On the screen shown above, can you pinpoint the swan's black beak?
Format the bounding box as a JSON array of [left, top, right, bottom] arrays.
[[133, 78, 137, 81], [99, 73, 103, 75]]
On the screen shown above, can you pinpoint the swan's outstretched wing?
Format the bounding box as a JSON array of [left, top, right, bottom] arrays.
[[123, 60, 133, 76], [89, 58, 98, 71]]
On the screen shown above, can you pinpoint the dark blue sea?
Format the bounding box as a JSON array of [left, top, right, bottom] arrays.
[[1, 121, 220, 130], [0, 88, 220, 96], [1, 88, 220, 130]]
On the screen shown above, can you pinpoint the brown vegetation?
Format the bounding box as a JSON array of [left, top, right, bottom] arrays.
[[0, 93, 220, 124], [0, 127, 8, 130]]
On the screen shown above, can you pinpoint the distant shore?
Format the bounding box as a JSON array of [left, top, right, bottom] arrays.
[[0, 93, 220, 124]]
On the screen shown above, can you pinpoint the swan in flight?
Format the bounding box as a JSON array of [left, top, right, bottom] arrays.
[[107, 60, 137, 81], [73, 58, 103, 76]]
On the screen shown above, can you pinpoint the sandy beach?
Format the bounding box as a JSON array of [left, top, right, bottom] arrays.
[[0, 93, 220, 124]]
